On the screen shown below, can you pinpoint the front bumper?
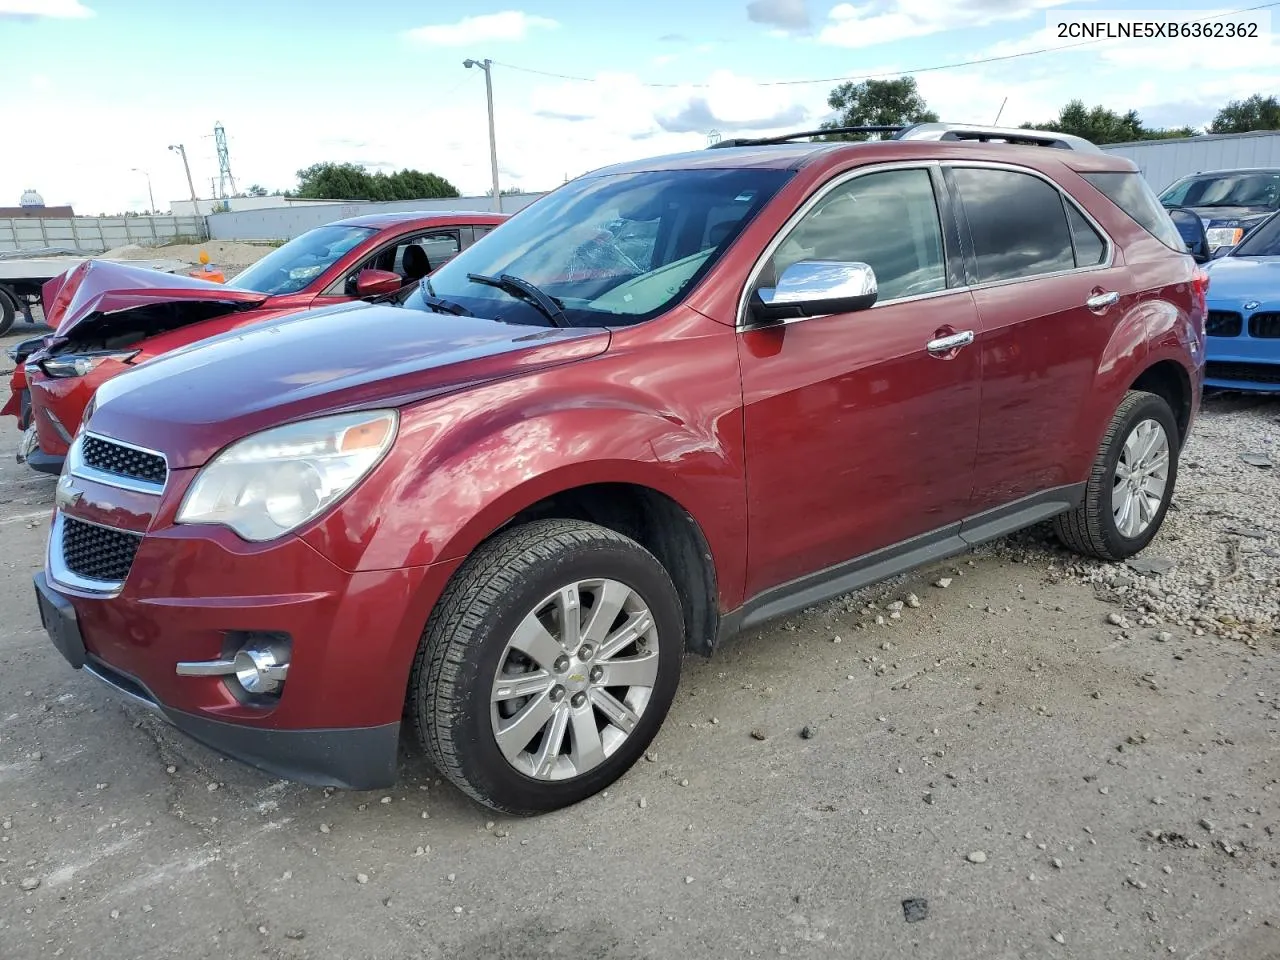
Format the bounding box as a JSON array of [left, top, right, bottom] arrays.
[[36, 518, 457, 789], [83, 648, 401, 789], [1204, 333, 1280, 393]]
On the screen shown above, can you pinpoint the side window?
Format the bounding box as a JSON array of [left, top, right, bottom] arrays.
[[762, 168, 946, 303], [953, 168, 1075, 283], [1083, 171, 1186, 251], [392, 232, 461, 274], [1065, 203, 1106, 267]]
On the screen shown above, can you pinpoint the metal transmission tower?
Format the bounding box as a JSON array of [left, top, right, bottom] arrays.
[[214, 122, 238, 198]]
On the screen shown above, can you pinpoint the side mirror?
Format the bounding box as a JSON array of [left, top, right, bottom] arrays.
[[1167, 208, 1209, 264], [354, 268, 405, 298], [750, 260, 878, 324]]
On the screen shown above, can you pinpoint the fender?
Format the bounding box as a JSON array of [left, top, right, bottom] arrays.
[[299, 313, 748, 610]]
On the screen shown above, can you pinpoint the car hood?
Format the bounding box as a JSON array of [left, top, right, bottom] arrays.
[[89, 301, 611, 468], [1204, 255, 1280, 307], [1180, 205, 1275, 226], [43, 259, 268, 340]]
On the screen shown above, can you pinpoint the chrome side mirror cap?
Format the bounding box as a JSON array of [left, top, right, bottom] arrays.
[[751, 260, 878, 324]]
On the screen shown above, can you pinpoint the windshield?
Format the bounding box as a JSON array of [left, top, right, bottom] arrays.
[[1159, 172, 1280, 210], [228, 224, 377, 295], [402, 167, 792, 327], [1227, 211, 1280, 256]]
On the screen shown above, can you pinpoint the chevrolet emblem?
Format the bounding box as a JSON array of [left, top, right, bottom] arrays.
[[55, 474, 83, 511], [568, 673, 586, 683]]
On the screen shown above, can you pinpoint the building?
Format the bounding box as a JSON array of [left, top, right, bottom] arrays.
[[1102, 130, 1280, 192], [168, 194, 339, 217], [0, 188, 74, 218]]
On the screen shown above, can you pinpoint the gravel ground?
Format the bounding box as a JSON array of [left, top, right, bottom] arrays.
[[1, 330, 1277, 960]]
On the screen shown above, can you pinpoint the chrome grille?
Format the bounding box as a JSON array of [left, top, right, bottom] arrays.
[[1205, 311, 1242, 337], [82, 435, 167, 486], [61, 516, 142, 583]]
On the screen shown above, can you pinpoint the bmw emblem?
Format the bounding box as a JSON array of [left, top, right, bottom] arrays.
[[1244, 300, 1261, 311]]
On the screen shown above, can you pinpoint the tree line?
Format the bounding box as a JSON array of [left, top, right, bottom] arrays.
[[816, 78, 1280, 144]]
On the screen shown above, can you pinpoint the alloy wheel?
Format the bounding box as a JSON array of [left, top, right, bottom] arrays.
[[1112, 417, 1170, 539]]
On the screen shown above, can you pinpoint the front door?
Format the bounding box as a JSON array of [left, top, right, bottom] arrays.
[[738, 165, 983, 598]]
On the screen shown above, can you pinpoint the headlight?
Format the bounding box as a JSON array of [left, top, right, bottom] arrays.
[[176, 410, 398, 542], [1205, 227, 1244, 249], [40, 350, 138, 379]]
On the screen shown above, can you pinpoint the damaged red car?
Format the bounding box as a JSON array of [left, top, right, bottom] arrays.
[[5, 211, 505, 473]]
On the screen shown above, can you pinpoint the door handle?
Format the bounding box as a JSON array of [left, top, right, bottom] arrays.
[[1086, 291, 1120, 311], [926, 330, 975, 354]]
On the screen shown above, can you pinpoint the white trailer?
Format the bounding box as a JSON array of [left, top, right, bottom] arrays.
[[0, 254, 186, 334]]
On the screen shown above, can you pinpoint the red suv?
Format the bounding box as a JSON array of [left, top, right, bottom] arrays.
[[5, 211, 505, 474], [32, 124, 1205, 814]]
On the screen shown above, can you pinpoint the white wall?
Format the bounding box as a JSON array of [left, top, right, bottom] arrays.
[[0, 215, 206, 253], [1102, 131, 1280, 192], [205, 193, 548, 242]]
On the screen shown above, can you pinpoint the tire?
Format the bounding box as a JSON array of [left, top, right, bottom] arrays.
[[410, 519, 684, 815], [1053, 390, 1179, 561], [0, 287, 16, 336]]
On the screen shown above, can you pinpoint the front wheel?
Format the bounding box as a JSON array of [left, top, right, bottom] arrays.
[[410, 519, 684, 815], [1054, 390, 1179, 561]]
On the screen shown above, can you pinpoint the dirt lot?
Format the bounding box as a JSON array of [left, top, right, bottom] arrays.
[[1, 322, 1278, 960]]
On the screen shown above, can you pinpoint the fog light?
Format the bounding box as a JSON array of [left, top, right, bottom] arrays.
[[176, 636, 291, 696], [233, 646, 289, 695]]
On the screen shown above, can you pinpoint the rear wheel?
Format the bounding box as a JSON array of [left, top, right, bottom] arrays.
[[410, 519, 683, 815], [0, 287, 16, 335], [1054, 390, 1179, 560]]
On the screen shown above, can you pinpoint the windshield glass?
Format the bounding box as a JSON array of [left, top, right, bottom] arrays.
[[402, 168, 792, 327], [1159, 172, 1280, 210], [228, 224, 377, 295], [1227, 211, 1280, 256]]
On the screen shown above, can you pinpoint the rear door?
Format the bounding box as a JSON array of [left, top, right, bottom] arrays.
[[948, 163, 1130, 515]]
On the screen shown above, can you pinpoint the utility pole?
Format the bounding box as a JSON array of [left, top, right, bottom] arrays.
[[131, 168, 155, 213], [464, 57, 502, 213], [168, 143, 201, 216]]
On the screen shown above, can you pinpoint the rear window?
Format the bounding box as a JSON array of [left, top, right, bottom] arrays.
[[1083, 172, 1185, 252]]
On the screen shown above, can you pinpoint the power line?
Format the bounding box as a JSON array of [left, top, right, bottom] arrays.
[[492, 1, 1280, 90]]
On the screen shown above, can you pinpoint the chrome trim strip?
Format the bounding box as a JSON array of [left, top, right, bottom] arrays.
[[175, 659, 238, 677], [734, 158, 1119, 330], [46, 511, 128, 598], [83, 661, 162, 713], [68, 432, 167, 496], [42, 407, 73, 445]]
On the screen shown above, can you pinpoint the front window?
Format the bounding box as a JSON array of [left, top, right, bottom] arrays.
[[1158, 172, 1280, 210], [1227, 211, 1280, 256], [401, 168, 792, 327], [228, 224, 377, 295]]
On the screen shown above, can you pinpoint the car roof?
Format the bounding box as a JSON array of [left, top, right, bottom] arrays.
[[332, 211, 507, 229], [582, 138, 1138, 178], [1171, 167, 1280, 178]]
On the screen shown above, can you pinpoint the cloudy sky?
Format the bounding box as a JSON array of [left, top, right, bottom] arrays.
[[2, 0, 1275, 213]]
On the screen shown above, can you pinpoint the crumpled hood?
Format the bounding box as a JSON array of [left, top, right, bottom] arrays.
[[1204, 255, 1280, 307], [44, 259, 267, 340], [89, 301, 611, 468]]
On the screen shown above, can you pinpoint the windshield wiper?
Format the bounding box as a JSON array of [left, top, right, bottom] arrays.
[[467, 273, 567, 327], [411, 277, 472, 316]]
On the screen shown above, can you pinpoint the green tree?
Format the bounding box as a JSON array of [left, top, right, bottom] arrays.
[[293, 162, 459, 201], [1210, 94, 1280, 134], [1022, 100, 1196, 144], [816, 77, 938, 141], [245, 184, 270, 197]]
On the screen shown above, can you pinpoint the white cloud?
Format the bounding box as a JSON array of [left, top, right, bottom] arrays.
[[747, 0, 812, 33], [403, 11, 558, 46], [0, 0, 93, 18], [819, 0, 1084, 49]]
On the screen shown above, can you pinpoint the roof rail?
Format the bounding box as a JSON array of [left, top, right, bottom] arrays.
[[893, 122, 1102, 153], [705, 121, 1101, 153], [706, 126, 902, 148]]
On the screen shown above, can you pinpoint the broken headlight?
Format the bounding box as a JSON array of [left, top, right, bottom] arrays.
[[40, 351, 138, 378]]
